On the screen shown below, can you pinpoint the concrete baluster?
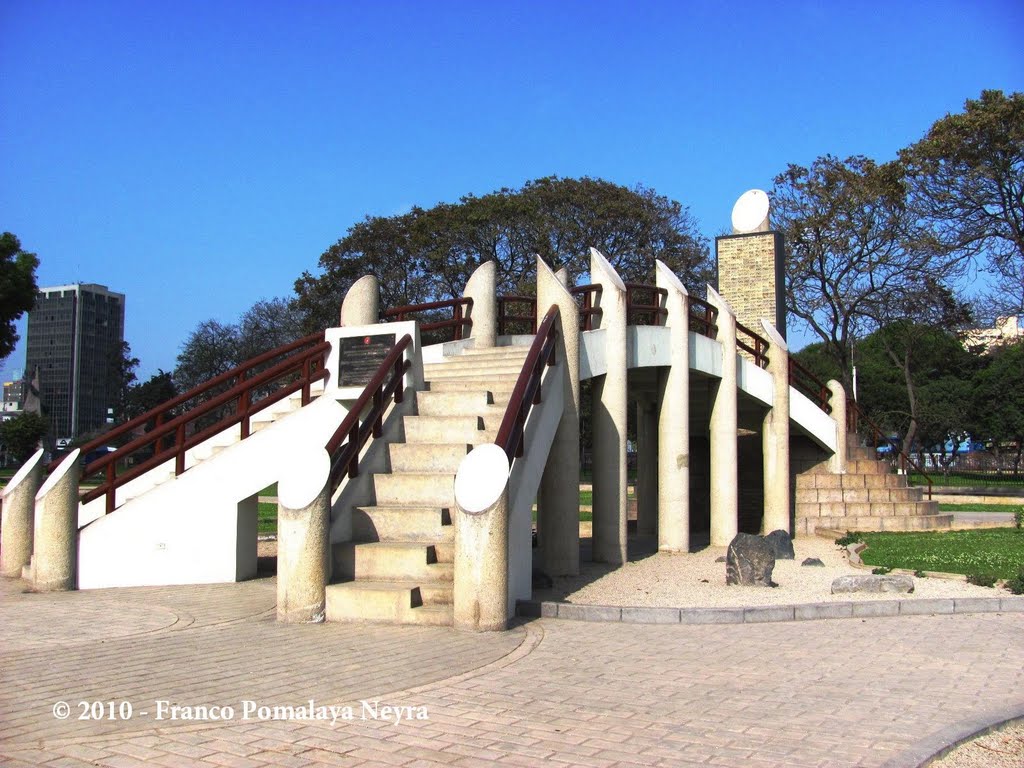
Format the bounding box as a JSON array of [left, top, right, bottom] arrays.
[[340, 274, 380, 326], [463, 260, 497, 348], [707, 287, 739, 547], [277, 450, 331, 623], [1, 449, 44, 578], [827, 380, 848, 474], [760, 319, 790, 534], [33, 449, 80, 591]]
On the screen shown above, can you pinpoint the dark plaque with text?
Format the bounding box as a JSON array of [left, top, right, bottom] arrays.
[[337, 333, 398, 387]]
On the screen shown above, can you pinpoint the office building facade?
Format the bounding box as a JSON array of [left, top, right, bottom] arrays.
[[25, 283, 125, 440]]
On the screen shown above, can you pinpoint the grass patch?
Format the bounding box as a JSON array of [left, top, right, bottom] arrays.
[[910, 472, 1024, 488], [856, 528, 1024, 580], [258, 502, 277, 535], [938, 502, 1021, 512]]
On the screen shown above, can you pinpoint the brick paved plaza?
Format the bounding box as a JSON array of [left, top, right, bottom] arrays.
[[1, 575, 1022, 767]]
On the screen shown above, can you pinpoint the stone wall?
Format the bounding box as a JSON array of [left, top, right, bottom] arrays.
[[715, 232, 786, 340]]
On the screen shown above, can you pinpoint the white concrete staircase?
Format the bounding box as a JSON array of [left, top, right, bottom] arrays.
[[325, 345, 530, 626]]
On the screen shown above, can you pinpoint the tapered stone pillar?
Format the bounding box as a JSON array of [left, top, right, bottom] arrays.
[[589, 248, 628, 565], [827, 381, 848, 474], [707, 287, 738, 547], [1, 449, 44, 578], [636, 398, 658, 536], [33, 450, 80, 591], [655, 261, 690, 553], [277, 451, 330, 623], [340, 274, 380, 325], [463, 260, 497, 348], [537, 258, 580, 576], [760, 320, 790, 534]]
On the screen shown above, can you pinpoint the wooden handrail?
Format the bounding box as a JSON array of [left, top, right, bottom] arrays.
[[569, 285, 602, 331], [735, 320, 770, 369], [847, 398, 934, 500], [496, 306, 560, 461], [688, 297, 718, 338], [77, 337, 330, 513], [624, 282, 668, 326], [497, 295, 537, 335], [383, 298, 473, 341], [326, 334, 413, 492], [788, 358, 832, 414]]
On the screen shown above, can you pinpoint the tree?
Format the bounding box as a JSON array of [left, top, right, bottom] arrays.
[[126, 370, 178, 421], [174, 319, 241, 394], [970, 341, 1024, 473], [294, 176, 712, 332], [772, 154, 966, 388], [901, 90, 1024, 317], [0, 412, 48, 464], [0, 232, 40, 362], [108, 340, 139, 424]]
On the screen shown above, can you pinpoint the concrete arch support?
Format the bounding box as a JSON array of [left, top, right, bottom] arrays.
[[828, 381, 848, 474], [537, 257, 580, 577], [707, 287, 739, 547], [463, 260, 497, 348], [32, 449, 81, 591], [654, 261, 690, 553], [589, 248, 628, 565], [760, 320, 790, 535], [1, 449, 44, 578], [340, 275, 380, 326]]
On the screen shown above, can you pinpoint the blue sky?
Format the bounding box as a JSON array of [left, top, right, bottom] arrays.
[[2, 0, 1022, 382]]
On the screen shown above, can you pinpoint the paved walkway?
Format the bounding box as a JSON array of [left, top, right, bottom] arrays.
[[1, 575, 1022, 768]]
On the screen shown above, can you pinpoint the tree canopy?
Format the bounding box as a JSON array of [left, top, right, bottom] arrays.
[[0, 232, 40, 362], [901, 90, 1024, 317], [294, 176, 712, 332]]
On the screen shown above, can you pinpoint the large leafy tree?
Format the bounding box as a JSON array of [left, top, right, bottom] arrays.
[[970, 340, 1024, 472], [901, 90, 1024, 317], [294, 176, 712, 332], [107, 340, 139, 424], [772, 155, 966, 388], [0, 232, 40, 362], [0, 412, 48, 464]]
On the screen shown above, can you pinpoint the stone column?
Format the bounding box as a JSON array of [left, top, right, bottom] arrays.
[[760, 320, 790, 534], [340, 274, 380, 326], [655, 261, 690, 554], [827, 380, 848, 474], [453, 444, 509, 631], [277, 451, 330, 623], [463, 260, 497, 348], [33, 449, 81, 591], [707, 287, 738, 547], [1, 449, 44, 578], [715, 231, 786, 340], [537, 258, 580, 576], [636, 398, 658, 536], [589, 248, 628, 565]]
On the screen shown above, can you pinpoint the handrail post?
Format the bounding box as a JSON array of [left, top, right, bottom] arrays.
[[277, 450, 330, 623], [1, 449, 44, 578], [827, 380, 848, 473], [462, 260, 497, 347], [32, 450, 81, 591]]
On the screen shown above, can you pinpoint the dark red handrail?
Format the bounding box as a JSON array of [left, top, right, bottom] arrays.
[[688, 297, 718, 338], [735, 320, 770, 369], [384, 298, 473, 341], [569, 285, 602, 331], [496, 306, 560, 461], [497, 295, 537, 335], [788, 358, 832, 414], [326, 334, 413, 492], [624, 283, 668, 326], [78, 337, 331, 513], [847, 398, 933, 499]]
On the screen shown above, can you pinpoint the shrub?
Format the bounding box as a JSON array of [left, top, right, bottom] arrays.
[[1013, 506, 1024, 530], [836, 531, 864, 548], [966, 572, 999, 588], [914, 569, 927, 578], [1005, 569, 1024, 595], [871, 566, 892, 575]]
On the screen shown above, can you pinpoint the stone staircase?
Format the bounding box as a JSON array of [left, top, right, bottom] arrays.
[[796, 436, 954, 535], [324, 345, 530, 626]]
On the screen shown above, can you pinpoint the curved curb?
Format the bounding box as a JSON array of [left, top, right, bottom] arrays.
[[879, 702, 1024, 768], [516, 595, 1024, 625]]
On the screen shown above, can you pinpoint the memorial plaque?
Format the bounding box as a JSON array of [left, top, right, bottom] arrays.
[[337, 333, 398, 387]]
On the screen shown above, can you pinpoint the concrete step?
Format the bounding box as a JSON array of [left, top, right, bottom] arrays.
[[402, 415, 497, 444], [416, 389, 494, 414], [325, 581, 453, 625], [426, 366, 524, 381], [425, 379, 518, 396], [816, 514, 954, 531], [797, 487, 925, 505], [796, 473, 906, 490], [352, 504, 453, 542], [453, 346, 531, 360], [334, 542, 453, 582], [847, 459, 891, 475], [372, 472, 456, 506], [389, 443, 470, 473]]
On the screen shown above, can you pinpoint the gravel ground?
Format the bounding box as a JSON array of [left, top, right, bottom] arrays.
[[930, 721, 1024, 768], [532, 532, 1009, 608]]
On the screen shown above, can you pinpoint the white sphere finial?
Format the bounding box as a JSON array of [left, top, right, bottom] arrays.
[[731, 189, 771, 234]]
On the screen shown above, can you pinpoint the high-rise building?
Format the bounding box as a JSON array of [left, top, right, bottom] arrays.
[[25, 283, 125, 440]]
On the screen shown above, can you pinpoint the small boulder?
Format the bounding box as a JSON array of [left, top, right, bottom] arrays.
[[726, 533, 777, 587], [831, 574, 915, 594], [801, 557, 825, 567], [764, 529, 796, 560]]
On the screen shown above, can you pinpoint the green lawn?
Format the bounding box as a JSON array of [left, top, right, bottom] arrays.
[[855, 528, 1024, 580], [258, 502, 277, 535], [938, 502, 1023, 513], [911, 472, 1024, 488]]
